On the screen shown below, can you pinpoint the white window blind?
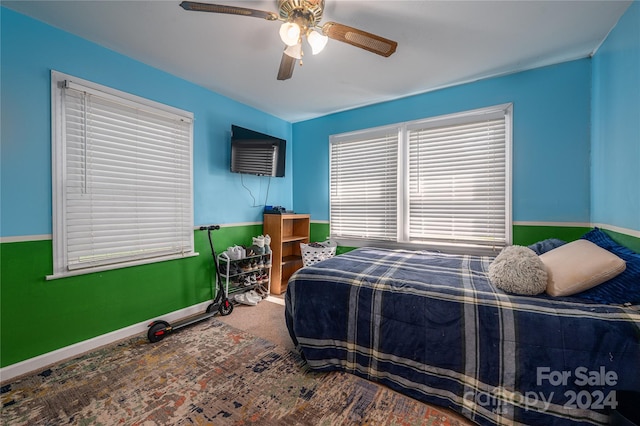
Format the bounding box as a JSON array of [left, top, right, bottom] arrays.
[[407, 112, 508, 247], [330, 128, 399, 241], [50, 71, 194, 278], [329, 104, 511, 253]]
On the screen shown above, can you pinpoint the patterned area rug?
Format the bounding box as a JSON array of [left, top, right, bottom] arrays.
[[1, 319, 474, 425]]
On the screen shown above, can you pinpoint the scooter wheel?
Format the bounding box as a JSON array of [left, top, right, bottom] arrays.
[[147, 322, 168, 343], [219, 299, 233, 316]]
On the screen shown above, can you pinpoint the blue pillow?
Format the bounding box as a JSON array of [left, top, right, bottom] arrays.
[[575, 228, 640, 305], [527, 238, 566, 255]]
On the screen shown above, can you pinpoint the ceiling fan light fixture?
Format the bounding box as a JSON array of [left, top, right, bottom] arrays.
[[284, 42, 303, 59], [279, 22, 300, 46], [307, 30, 328, 54], [179, 1, 398, 81]]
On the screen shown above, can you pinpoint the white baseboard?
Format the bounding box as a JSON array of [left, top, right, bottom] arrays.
[[0, 301, 210, 383], [265, 295, 285, 305]]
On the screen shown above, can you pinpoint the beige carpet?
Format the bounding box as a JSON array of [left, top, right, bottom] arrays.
[[217, 295, 295, 351]]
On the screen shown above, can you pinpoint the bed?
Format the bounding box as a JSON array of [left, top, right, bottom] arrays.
[[284, 245, 640, 426]]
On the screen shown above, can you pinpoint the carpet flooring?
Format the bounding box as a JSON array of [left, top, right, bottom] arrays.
[[1, 300, 476, 425], [217, 295, 295, 352]]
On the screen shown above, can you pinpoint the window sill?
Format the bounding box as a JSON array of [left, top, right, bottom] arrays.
[[46, 252, 200, 281], [332, 238, 503, 257]]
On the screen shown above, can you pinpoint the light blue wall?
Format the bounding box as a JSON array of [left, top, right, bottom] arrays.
[[591, 1, 640, 232], [1, 8, 292, 239], [292, 60, 592, 224], [3, 3, 638, 240]]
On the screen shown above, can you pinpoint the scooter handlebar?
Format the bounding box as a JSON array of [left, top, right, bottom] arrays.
[[199, 225, 220, 231]]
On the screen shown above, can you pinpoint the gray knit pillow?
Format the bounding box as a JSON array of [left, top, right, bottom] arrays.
[[489, 246, 548, 295]]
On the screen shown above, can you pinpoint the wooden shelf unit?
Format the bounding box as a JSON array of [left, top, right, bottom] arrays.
[[263, 213, 310, 295]]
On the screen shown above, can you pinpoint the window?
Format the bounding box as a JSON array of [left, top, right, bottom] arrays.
[[330, 127, 399, 241], [50, 71, 195, 279], [330, 104, 512, 254]]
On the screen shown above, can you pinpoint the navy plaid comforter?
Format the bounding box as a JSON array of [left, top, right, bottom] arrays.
[[284, 247, 640, 426]]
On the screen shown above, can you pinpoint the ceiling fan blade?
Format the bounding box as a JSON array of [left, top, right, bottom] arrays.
[[277, 51, 296, 81], [322, 22, 397, 57], [179, 1, 278, 20]]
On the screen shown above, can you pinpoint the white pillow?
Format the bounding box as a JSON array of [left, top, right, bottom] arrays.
[[540, 239, 626, 297], [489, 246, 548, 295]]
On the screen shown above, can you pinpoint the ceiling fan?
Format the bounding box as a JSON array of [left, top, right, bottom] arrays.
[[179, 0, 398, 80]]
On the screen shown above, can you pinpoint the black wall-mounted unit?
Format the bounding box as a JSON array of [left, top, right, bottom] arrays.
[[230, 125, 286, 177]]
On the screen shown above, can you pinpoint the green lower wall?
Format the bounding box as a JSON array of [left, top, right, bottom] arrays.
[[0, 225, 262, 368], [512, 225, 640, 252], [512, 225, 592, 246], [311, 223, 640, 253], [309, 222, 330, 243], [601, 229, 640, 254], [2, 222, 638, 368]]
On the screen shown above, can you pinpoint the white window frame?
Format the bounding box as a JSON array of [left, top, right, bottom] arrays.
[[49, 71, 196, 279], [330, 104, 512, 255]]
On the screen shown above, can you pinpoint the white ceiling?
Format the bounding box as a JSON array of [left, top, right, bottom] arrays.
[[3, 0, 632, 122]]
